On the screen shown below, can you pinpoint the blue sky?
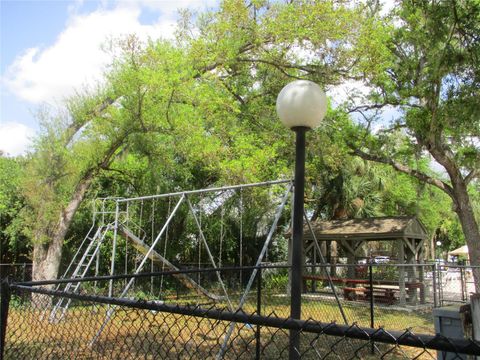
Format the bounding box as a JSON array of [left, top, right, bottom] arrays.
[[0, 0, 217, 156]]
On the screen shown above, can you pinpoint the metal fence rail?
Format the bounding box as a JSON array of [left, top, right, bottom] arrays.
[[1, 266, 479, 359]]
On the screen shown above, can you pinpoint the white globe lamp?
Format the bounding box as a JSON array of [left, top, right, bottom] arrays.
[[276, 80, 327, 129]]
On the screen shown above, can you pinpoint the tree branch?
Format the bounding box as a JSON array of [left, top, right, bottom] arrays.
[[102, 167, 140, 193], [465, 169, 479, 185], [347, 101, 423, 114], [137, 89, 147, 132], [165, 88, 176, 129], [348, 102, 395, 114], [221, 80, 245, 105], [66, 96, 116, 146], [237, 57, 303, 79], [349, 147, 455, 199]]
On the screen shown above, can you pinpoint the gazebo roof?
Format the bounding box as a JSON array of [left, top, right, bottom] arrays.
[[304, 216, 428, 242]]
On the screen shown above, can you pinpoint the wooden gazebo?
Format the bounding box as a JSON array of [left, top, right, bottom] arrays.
[[302, 216, 428, 305]]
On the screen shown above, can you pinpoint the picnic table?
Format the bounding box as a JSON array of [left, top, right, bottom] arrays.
[[303, 274, 423, 305], [343, 285, 399, 304]]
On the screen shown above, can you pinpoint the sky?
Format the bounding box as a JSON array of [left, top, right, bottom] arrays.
[[0, 0, 218, 156], [0, 0, 398, 158]]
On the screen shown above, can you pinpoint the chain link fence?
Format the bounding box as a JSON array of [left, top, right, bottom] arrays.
[[1, 265, 479, 359], [302, 263, 434, 333], [0, 263, 32, 283], [302, 263, 480, 331], [437, 264, 477, 306]]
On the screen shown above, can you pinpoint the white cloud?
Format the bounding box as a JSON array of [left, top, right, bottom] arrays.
[[2, 4, 177, 105], [0, 122, 35, 156]]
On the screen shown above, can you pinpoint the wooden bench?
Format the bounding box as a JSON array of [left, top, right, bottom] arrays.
[[366, 286, 397, 305], [304, 275, 422, 290], [343, 287, 367, 301], [343, 285, 398, 305]]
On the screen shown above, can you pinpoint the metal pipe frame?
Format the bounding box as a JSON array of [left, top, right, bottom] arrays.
[[217, 184, 292, 359], [116, 179, 292, 203], [91, 195, 186, 345], [108, 202, 120, 299], [119, 194, 185, 297], [186, 196, 233, 310], [303, 212, 348, 325]]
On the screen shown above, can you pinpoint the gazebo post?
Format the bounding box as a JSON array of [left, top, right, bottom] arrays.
[[327, 240, 336, 277], [418, 239, 426, 304], [343, 240, 357, 280], [405, 238, 419, 304], [398, 240, 407, 306]]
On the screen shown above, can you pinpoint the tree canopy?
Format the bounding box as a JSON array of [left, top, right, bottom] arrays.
[[343, 0, 479, 270], [1, 0, 478, 284]]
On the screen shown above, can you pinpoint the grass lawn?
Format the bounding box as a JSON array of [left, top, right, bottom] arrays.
[[234, 294, 434, 334], [4, 295, 436, 359]]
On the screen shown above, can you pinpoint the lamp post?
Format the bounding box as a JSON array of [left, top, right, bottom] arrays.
[[276, 80, 327, 359]]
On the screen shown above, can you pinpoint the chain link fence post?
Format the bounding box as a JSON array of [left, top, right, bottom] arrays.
[[433, 263, 438, 307], [369, 263, 374, 354], [0, 279, 11, 360], [256, 266, 262, 360], [470, 293, 480, 360]]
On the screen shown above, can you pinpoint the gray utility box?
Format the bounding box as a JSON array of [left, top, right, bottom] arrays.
[[433, 305, 468, 360]]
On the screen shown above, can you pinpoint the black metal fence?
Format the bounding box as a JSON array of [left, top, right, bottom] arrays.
[[0, 263, 32, 283], [1, 266, 479, 359], [305, 263, 478, 304]]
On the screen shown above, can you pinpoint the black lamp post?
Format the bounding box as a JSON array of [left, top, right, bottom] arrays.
[[276, 80, 327, 360]]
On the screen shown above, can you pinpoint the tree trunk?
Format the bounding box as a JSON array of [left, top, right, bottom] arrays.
[[33, 176, 94, 282], [31, 177, 94, 307], [429, 137, 480, 291], [451, 178, 480, 292], [31, 133, 127, 288], [350, 144, 480, 290]]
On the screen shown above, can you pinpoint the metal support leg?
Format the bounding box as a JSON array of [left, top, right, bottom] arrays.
[[108, 201, 120, 298], [304, 213, 348, 325], [186, 197, 233, 310], [217, 184, 292, 360]]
